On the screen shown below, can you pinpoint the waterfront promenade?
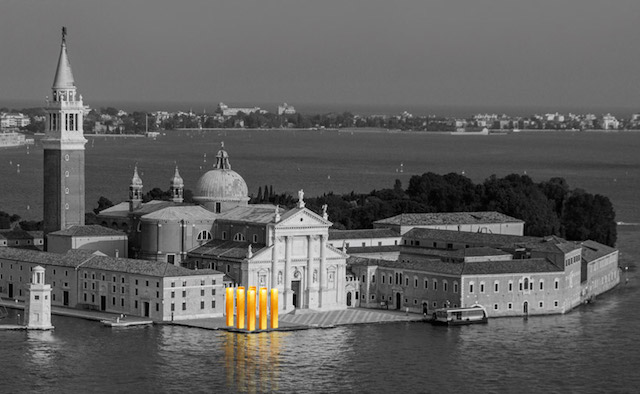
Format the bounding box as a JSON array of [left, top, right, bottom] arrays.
[[0, 298, 424, 332]]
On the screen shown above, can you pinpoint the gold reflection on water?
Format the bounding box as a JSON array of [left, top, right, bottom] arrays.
[[224, 331, 282, 392]]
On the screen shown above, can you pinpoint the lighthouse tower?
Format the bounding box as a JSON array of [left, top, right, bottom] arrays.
[[24, 266, 54, 330], [42, 27, 87, 238]]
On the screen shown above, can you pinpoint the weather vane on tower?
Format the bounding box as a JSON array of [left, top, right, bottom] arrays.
[[62, 26, 67, 43]]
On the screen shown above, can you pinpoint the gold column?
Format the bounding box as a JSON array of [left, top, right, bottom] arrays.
[[247, 288, 256, 331], [237, 287, 245, 329], [270, 288, 279, 329], [259, 287, 268, 330], [226, 287, 234, 326]]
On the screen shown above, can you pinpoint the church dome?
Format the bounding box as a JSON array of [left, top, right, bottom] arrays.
[[195, 169, 249, 201], [193, 143, 249, 206]]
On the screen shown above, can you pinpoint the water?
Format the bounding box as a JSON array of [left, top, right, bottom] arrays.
[[2, 130, 640, 392], [2, 273, 639, 393]]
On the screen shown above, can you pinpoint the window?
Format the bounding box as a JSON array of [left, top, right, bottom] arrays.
[[34, 295, 40, 300], [201, 289, 205, 296], [494, 282, 499, 293], [405, 277, 409, 287], [480, 283, 485, 293], [362, 275, 366, 283], [146, 280, 149, 287], [201, 301, 205, 310], [382, 276, 385, 284], [524, 278, 529, 290], [539, 301, 544, 308], [508, 281, 513, 292], [555, 279, 559, 290], [121, 298, 125, 307], [171, 292, 175, 298], [171, 303, 175, 312], [433, 280, 437, 291], [494, 304, 499, 310], [135, 289, 138, 296], [253, 234, 258, 243], [112, 297, 115, 305], [453, 282, 458, 293], [121, 287, 125, 294], [197, 230, 212, 242], [182, 290, 187, 297], [446, 243, 453, 249], [414, 278, 418, 288], [508, 303, 513, 310], [233, 233, 246, 241], [371, 295, 376, 300], [156, 303, 159, 312], [554, 301, 559, 307], [112, 286, 116, 292], [211, 300, 216, 308], [83, 293, 87, 302], [182, 281, 187, 286], [539, 281, 544, 290], [122, 277, 125, 283], [372, 275, 375, 284], [424, 279, 428, 289], [167, 254, 175, 264], [212, 289, 216, 296], [171, 282, 175, 287], [182, 302, 187, 311], [215, 202, 221, 213], [212, 279, 216, 285], [221, 231, 227, 240], [443, 281, 448, 292], [135, 279, 138, 285], [469, 283, 474, 293]]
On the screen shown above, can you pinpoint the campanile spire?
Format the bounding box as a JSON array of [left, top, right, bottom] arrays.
[[43, 27, 87, 239]]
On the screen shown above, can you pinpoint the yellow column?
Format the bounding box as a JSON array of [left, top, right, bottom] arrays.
[[247, 287, 256, 331], [225, 287, 234, 326], [237, 287, 245, 329], [259, 287, 268, 330], [270, 288, 279, 329]]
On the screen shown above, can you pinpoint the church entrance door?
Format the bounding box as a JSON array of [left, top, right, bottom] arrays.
[[396, 292, 402, 310], [292, 280, 301, 308], [144, 302, 150, 317]]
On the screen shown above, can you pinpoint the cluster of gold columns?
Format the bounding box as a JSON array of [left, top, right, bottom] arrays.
[[225, 287, 279, 331]]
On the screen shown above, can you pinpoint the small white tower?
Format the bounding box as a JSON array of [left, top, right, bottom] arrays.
[[129, 166, 143, 212], [24, 266, 54, 330], [170, 166, 184, 203]]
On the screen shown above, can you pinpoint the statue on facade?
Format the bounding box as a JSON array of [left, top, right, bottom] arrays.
[[313, 269, 318, 283], [322, 204, 328, 220], [247, 244, 253, 258], [297, 189, 305, 208], [278, 271, 283, 284]]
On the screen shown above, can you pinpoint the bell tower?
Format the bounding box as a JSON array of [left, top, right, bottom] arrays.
[[170, 166, 184, 203], [42, 27, 87, 238], [129, 166, 143, 212]]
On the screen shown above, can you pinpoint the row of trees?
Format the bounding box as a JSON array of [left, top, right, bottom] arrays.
[[6, 173, 616, 247], [296, 173, 617, 246], [88, 173, 616, 246]]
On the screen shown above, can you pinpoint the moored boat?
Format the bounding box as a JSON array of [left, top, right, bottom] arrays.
[[430, 304, 488, 325]]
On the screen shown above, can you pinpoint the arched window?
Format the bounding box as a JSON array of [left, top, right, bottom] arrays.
[[524, 278, 529, 290], [197, 230, 212, 242], [233, 233, 246, 242]]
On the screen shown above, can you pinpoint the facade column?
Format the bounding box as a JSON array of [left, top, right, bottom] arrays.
[[318, 234, 326, 308], [306, 235, 314, 308], [284, 236, 292, 310], [271, 234, 278, 290]]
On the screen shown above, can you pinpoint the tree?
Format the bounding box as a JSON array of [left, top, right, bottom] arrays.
[[94, 196, 114, 214], [561, 190, 617, 246]]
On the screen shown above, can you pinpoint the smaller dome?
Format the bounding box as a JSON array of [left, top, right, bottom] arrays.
[[131, 166, 143, 187], [170, 166, 184, 188]]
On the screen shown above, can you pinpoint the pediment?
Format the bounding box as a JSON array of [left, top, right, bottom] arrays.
[[275, 208, 331, 229]]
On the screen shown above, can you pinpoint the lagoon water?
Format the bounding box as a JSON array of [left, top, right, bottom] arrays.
[[2, 130, 640, 392]]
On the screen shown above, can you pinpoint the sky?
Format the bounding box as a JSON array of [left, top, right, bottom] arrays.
[[2, 0, 640, 115]]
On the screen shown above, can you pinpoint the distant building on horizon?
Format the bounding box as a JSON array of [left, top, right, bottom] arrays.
[[277, 103, 296, 116]]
